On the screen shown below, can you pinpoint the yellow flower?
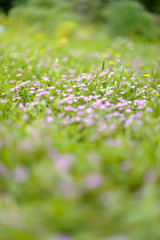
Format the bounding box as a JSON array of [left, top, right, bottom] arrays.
[[101, 53, 107, 58], [143, 74, 150, 77], [34, 33, 42, 39], [109, 60, 114, 65], [115, 52, 121, 58], [58, 37, 68, 46], [157, 93, 159, 96], [30, 57, 35, 61], [40, 48, 45, 54]]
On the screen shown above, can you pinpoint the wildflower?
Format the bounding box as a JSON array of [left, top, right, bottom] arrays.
[[58, 37, 68, 46], [84, 173, 103, 189], [109, 60, 114, 65], [83, 118, 94, 126], [115, 52, 121, 58], [64, 105, 74, 111], [28, 65, 32, 70], [53, 153, 75, 173], [46, 116, 54, 123], [63, 57, 68, 62], [16, 73, 22, 77], [67, 88, 73, 93], [143, 74, 150, 77], [22, 114, 29, 120], [86, 108, 93, 114], [41, 77, 50, 81], [105, 138, 122, 147], [30, 57, 35, 61], [1, 99, 7, 103], [75, 116, 81, 122], [101, 53, 107, 58], [31, 101, 38, 106], [13, 165, 29, 183], [18, 68, 23, 72], [34, 32, 42, 39], [49, 96, 55, 100], [125, 109, 131, 113], [146, 107, 153, 112], [47, 87, 55, 90], [40, 48, 45, 54], [46, 109, 52, 114]]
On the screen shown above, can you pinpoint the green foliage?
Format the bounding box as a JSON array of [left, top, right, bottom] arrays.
[[105, 0, 160, 40], [10, 0, 78, 30], [3, 0, 160, 23], [11, 5, 54, 23], [27, 0, 69, 9]]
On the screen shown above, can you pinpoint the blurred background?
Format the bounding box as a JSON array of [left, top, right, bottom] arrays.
[[0, 0, 160, 41]]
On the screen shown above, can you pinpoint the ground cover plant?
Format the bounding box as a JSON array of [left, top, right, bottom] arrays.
[[0, 11, 160, 240]]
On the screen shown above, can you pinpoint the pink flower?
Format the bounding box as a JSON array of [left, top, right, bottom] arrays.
[[64, 105, 74, 111], [84, 173, 103, 189], [18, 102, 24, 109], [21, 114, 29, 120], [41, 77, 50, 81], [146, 107, 153, 112], [83, 118, 94, 126], [17, 68, 24, 72], [13, 165, 29, 183], [16, 73, 22, 77], [53, 153, 75, 173], [67, 89, 73, 93], [105, 138, 122, 147], [63, 57, 68, 62], [86, 108, 93, 114], [125, 109, 131, 113], [77, 105, 85, 110], [46, 109, 52, 114], [31, 101, 38, 106], [46, 116, 54, 123], [75, 116, 81, 122], [109, 124, 117, 130], [1, 99, 7, 103], [47, 87, 55, 90]]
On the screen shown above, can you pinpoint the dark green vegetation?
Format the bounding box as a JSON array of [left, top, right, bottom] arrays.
[[9, 0, 160, 40], [1, 0, 160, 18]]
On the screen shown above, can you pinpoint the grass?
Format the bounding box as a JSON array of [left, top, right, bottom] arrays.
[[0, 14, 160, 240]]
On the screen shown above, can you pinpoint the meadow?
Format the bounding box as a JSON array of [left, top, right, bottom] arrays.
[[0, 13, 160, 240]]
